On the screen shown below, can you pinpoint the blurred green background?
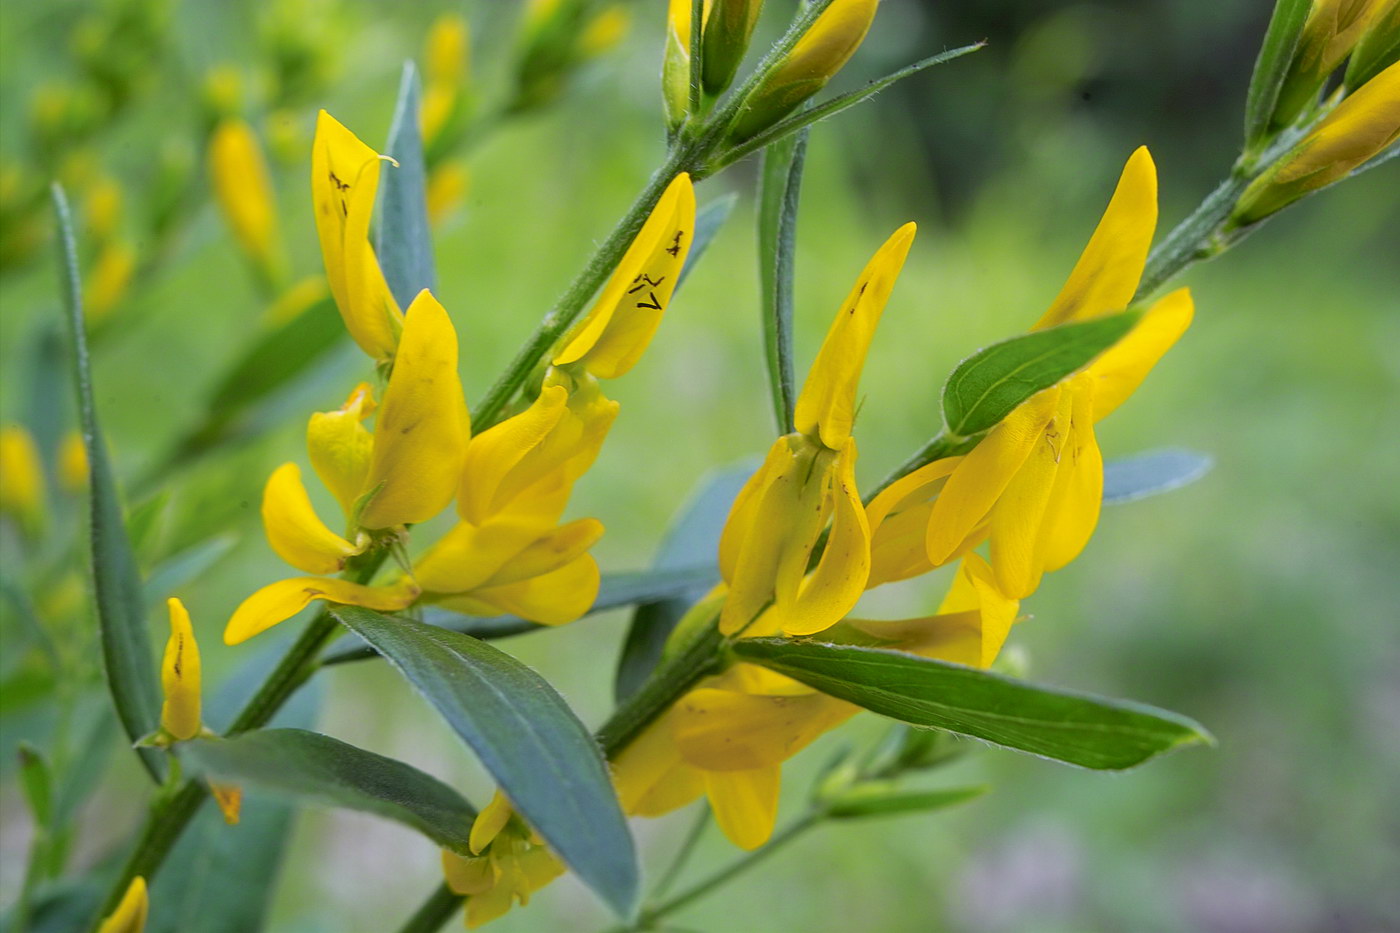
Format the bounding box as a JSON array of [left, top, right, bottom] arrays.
[[2, 1, 1398, 931]]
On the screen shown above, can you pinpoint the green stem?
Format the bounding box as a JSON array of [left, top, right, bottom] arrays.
[[394, 882, 462, 933], [469, 146, 692, 430], [651, 803, 711, 900], [1133, 172, 1253, 301], [596, 621, 724, 757], [632, 812, 823, 930]]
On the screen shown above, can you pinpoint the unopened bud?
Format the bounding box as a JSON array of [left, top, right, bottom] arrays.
[[1345, 0, 1400, 91], [703, 0, 764, 97], [663, 0, 696, 131], [208, 117, 284, 285], [1235, 59, 1400, 224], [728, 0, 879, 143], [0, 425, 45, 538], [1273, 0, 1396, 128]]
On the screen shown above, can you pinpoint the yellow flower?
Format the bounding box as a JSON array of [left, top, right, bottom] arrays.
[[413, 371, 615, 625], [422, 13, 471, 147], [85, 173, 122, 241], [210, 782, 243, 825], [97, 876, 148, 933], [84, 239, 136, 324], [0, 424, 44, 537], [209, 117, 283, 282], [717, 223, 915, 638], [311, 111, 404, 361], [442, 793, 565, 928], [1274, 0, 1396, 125], [554, 173, 697, 378], [729, 0, 880, 141], [59, 430, 88, 493], [225, 290, 466, 644], [160, 598, 202, 742], [1236, 59, 1400, 224]]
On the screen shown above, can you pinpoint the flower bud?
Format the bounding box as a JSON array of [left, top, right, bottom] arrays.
[[209, 117, 284, 286], [159, 598, 202, 742], [728, 0, 878, 143], [581, 5, 630, 58], [97, 876, 147, 933], [0, 424, 45, 538], [1345, 0, 1400, 90], [662, 0, 696, 131], [703, 0, 764, 97], [1272, 0, 1396, 128], [84, 239, 136, 325], [1235, 59, 1400, 224]]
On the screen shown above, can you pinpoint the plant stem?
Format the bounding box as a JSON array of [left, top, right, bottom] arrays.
[[651, 803, 711, 900], [1133, 172, 1253, 301], [631, 812, 823, 930], [596, 621, 724, 757], [395, 882, 462, 933]]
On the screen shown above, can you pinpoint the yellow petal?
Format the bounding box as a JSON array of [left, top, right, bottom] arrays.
[[359, 290, 470, 529], [83, 239, 136, 324], [307, 383, 375, 519], [457, 385, 569, 525], [988, 387, 1074, 599], [1034, 147, 1157, 329], [311, 110, 403, 359], [793, 222, 916, 449], [925, 387, 1060, 566], [776, 439, 870, 636], [554, 174, 697, 378], [437, 553, 599, 626], [442, 850, 495, 896], [1037, 376, 1103, 572], [482, 518, 604, 587], [470, 790, 514, 855], [224, 577, 418, 646], [705, 765, 781, 850], [842, 612, 986, 667], [1087, 288, 1193, 421], [261, 463, 364, 575], [673, 688, 852, 770], [865, 457, 962, 588], [97, 876, 148, 933], [717, 441, 786, 585], [612, 705, 707, 817], [209, 118, 279, 274], [160, 597, 201, 741], [937, 553, 1018, 668], [465, 880, 515, 929], [425, 13, 471, 87], [210, 781, 243, 825], [0, 424, 44, 533]]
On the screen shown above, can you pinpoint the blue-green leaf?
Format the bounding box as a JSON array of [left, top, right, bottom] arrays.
[[614, 463, 753, 702], [378, 60, 436, 308], [181, 729, 477, 854], [331, 605, 638, 918], [1103, 448, 1213, 505], [942, 310, 1142, 438], [733, 639, 1213, 770], [50, 185, 162, 781], [757, 129, 805, 433], [677, 193, 737, 290]]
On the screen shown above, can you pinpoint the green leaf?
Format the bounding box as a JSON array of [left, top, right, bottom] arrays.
[[1103, 448, 1212, 505], [825, 784, 987, 820], [757, 128, 805, 434], [1244, 0, 1312, 148], [677, 194, 737, 290], [320, 565, 718, 666], [143, 535, 237, 606], [331, 606, 639, 918], [124, 492, 169, 561], [615, 464, 754, 702], [17, 742, 53, 828], [50, 185, 163, 781], [732, 639, 1214, 770], [710, 44, 984, 174], [942, 310, 1142, 438], [180, 729, 477, 853], [378, 61, 436, 309]]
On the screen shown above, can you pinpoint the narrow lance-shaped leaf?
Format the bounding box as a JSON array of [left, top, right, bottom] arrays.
[[50, 185, 163, 781], [615, 463, 754, 702], [709, 44, 985, 175], [331, 606, 639, 919], [181, 729, 477, 854], [321, 565, 718, 666], [733, 639, 1214, 770], [942, 309, 1142, 438], [1243, 0, 1312, 149], [378, 61, 436, 308], [757, 127, 806, 433], [1103, 448, 1213, 505], [825, 784, 988, 820]]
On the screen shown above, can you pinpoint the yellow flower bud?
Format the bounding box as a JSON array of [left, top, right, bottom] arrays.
[[97, 876, 148, 933], [1346, 0, 1400, 90], [663, 0, 698, 130], [59, 430, 89, 493], [729, 0, 879, 142], [1236, 59, 1400, 224], [426, 13, 471, 87], [581, 5, 630, 58], [84, 239, 136, 324], [209, 117, 283, 284], [703, 0, 765, 97], [0, 424, 45, 537], [85, 174, 123, 242], [160, 598, 202, 742], [1273, 0, 1396, 126]]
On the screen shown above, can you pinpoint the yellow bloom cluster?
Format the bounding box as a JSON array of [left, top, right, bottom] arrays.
[[614, 146, 1195, 850]]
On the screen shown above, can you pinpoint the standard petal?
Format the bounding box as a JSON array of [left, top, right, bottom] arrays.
[[937, 553, 1019, 668], [705, 765, 782, 850], [262, 463, 365, 575], [481, 518, 604, 588], [989, 387, 1074, 599], [470, 790, 514, 855], [1037, 376, 1104, 572], [160, 597, 202, 741], [359, 290, 471, 529], [673, 688, 852, 771], [1087, 288, 1193, 421], [1034, 147, 1157, 329], [793, 222, 916, 449], [224, 577, 419, 645], [925, 388, 1060, 566], [553, 174, 696, 377], [458, 385, 569, 524]]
